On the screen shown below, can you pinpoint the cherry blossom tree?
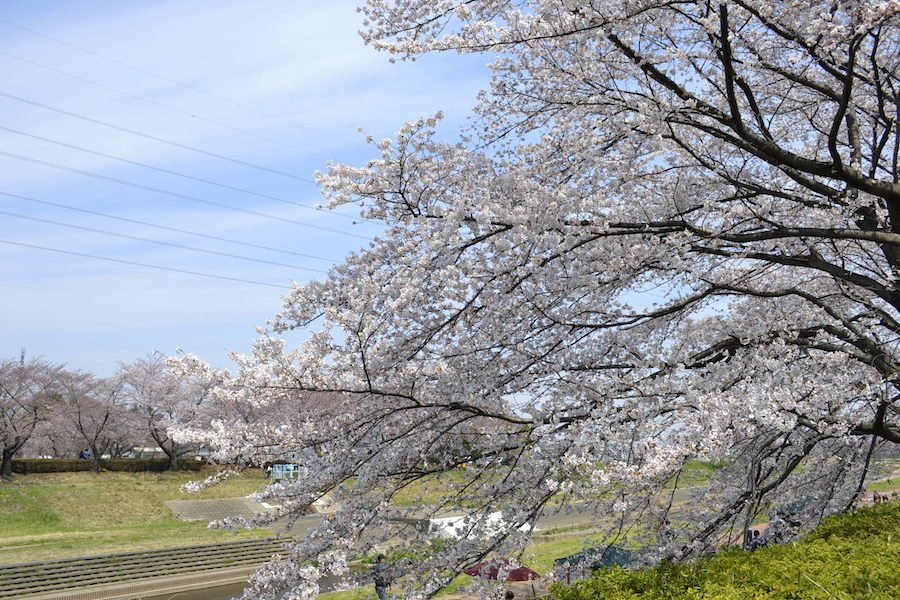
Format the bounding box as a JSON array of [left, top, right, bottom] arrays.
[[179, 1, 900, 597], [60, 372, 134, 473], [24, 410, 86, 459], [0, 357, 62, 479], [119, 354, 210, 470]]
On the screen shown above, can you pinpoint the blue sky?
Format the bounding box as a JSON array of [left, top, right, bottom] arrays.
[[0, 1, 489, 375]]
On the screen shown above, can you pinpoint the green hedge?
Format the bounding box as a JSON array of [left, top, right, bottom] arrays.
[[12, 459, 92, 473], [12, 458, 204, 474], [550, 502, 900, 600]]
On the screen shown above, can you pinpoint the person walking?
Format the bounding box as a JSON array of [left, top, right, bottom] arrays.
[[373, 554, 391, 600]]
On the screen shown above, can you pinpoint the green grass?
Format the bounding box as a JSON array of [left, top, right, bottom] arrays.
[[664, 460, 719, 489], [524, 536, 594, 575], [6, 460, 897, 596], [551, 502, 900, 600], [868, 478, 899, 493], [388, 469, 484, 509], [0, 468, 270, 564]]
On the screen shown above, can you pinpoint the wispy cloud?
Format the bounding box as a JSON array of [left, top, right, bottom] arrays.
[[0, 0, 490, 374]]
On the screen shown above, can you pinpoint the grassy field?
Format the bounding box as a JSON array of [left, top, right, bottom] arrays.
[[2, 460, 896, 573], [0, 468, 270, 564], [870, 478, 899, 493], [0, 465, 608, 597], [388, 460, 719, 513]]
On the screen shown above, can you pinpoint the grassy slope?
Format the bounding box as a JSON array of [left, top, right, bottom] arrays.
[[0, 468, 269, 564], [551, 502, 900, 600], [2, 461, 897, 582]]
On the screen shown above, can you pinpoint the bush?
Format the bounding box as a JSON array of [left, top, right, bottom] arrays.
[[550, 502, 900, 600], [12, 459, 92, 474], [12, 458, 204, 474], [104, 458, 203, 472]]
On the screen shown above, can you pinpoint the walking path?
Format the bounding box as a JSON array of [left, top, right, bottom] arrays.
[[165, 497, 278, 522]]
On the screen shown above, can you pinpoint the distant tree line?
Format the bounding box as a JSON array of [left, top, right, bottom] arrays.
[[0, 353, 212, 479]]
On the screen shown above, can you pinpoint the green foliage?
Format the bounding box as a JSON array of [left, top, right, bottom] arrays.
[[11, 458, 204, 474], [803, 501, 898, 542], [550, 503, 900, 600]]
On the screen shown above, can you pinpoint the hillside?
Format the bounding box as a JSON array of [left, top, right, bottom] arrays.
[[0, 469, 269, 564], [550, 501, 900, 600]]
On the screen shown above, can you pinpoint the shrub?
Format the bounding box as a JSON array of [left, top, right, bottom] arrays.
[[550, 502, 900, 600], [103, 458, 203, 472], [12, 458, 204, 474], [12, 459, 92, 474]]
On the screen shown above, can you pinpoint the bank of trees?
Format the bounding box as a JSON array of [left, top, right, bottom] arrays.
[[0, 354, 213, 477], [167, 1, 900, 598]]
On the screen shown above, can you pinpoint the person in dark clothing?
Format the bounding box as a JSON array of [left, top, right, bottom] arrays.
[[373, 554, 391, 600], [749, 529, 765, 551]]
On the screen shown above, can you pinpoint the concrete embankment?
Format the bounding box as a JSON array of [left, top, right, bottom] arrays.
[[0, 538, 285, 600]]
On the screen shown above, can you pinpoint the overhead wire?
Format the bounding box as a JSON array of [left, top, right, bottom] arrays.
[[0, 17, 378, 286], [0, 149, 373, 240], [0, 49, 338, 160], [0, 190, 340, 263], [0, 238, 289, 289], [0, 17, 363, 148], [0, 208, 330, 273], [0, 124, 361, 222], [0, 91, 319, 183]]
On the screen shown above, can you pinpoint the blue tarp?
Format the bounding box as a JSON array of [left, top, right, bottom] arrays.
[[555, 545, 632, 570]]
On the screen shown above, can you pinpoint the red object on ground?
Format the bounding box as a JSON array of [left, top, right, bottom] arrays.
[[463, 560, 539, 581]]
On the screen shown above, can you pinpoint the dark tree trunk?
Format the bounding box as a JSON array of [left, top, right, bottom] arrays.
[[165, 444, 179, 471], [90, 446, 103, 473], [1, 447, 14, 480]]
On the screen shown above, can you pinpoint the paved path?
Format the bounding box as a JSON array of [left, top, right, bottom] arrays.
[[165, 497, 278, 522]]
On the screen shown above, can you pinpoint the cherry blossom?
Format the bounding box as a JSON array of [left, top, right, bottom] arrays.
[[178, 2, 900, 597]]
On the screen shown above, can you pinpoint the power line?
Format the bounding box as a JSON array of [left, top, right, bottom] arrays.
[[0, 238, 289, 288], [0, 190, 340, 263], [0, 91, 317, 183], [0, 208, 330, 273], [0, 48, 338, 160], [0, 17, 362, 147], [0, 149, 373, 240], [0, 124, 361, 221]]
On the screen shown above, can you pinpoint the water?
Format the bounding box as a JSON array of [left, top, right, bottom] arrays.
[[137, 573, 362, 599], [137, 581, 245, 600]]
